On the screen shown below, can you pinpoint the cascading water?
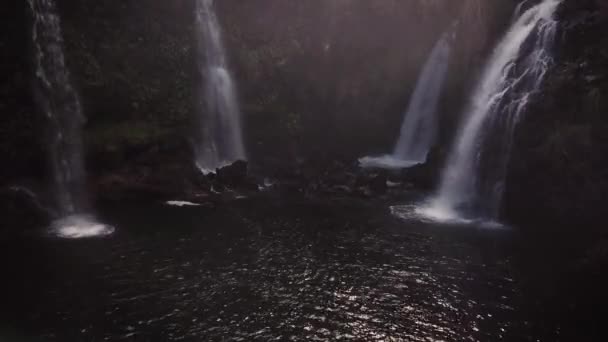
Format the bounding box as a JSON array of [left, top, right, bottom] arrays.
[[29, 0, 86, 215], [421, 0, 562, 223], [29, 0, 113, 238], [359, 31, 452, 170], [195, 0, 245, 173], [393, 31, 453, 162]]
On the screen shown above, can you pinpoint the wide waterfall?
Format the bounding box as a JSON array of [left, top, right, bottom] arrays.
[[424, 0, 562, 222], [359, 31, 452, 170], [28, 0, 113, 238], [195, 0, 246, 173]]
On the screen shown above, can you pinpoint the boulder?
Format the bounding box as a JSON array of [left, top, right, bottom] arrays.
[[215, 160, 259, 192]]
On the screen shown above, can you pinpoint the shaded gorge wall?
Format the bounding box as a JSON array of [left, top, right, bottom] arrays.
[[0, 0, 516, 180], [218, 0, 516, 166], [16, 0, 608, 230], [0, 0, 44, 181]]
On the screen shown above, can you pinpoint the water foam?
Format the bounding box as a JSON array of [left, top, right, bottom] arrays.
[[51, 215, 115, 239], [358, 155, 420, 170], [166, 201, 202, 207]]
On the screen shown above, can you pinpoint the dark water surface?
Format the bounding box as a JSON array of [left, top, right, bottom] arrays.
[[1, 196, 560, 341]]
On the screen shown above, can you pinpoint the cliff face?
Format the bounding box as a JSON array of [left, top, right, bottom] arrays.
[[218, 0, 513, 165], [58, 0, 198, 175], [505, 0, 608, 228], [0, 0, 44, 181], [4, 0, 607, 227], [0, 0, 513, 184]]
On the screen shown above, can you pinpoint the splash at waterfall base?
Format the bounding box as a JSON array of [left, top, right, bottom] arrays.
[[390, 201, 506, 229], [50, 215, 114, 239]]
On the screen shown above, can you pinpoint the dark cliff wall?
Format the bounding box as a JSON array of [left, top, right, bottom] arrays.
[[505, 0, 608, 228], [220, 0, 515, 165], [57, 0, 197, 174], [11, 0, 608, 228], [0, 0, 44, 181], [220, 0, 458, 163], [0, 0, 513, 185]]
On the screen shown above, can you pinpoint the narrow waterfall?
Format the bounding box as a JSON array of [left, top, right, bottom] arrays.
[[393, 31, 452, 162], [29, 0, 114, 238], [359, 31, 452, 170], [29, 0, 87, 215], [427, 0, 562, 221], [195, 0, 245, 173]]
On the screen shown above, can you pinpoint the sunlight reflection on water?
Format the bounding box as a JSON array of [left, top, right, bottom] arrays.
[[20, 201, 523, 341]]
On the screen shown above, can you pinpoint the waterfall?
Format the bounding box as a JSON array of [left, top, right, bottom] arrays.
[[195, 0, 245, 173], [28, 0, 114, 238], [359, 31, 452, 170], [427, 0, 562, 222], [29, 0, 87, 215], [393, 31, 452, 162]]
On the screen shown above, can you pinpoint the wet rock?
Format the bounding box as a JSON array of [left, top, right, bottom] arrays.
[[215, 160, 259, 191], [216, 160, 248, 184], [353, 170, 388, 197], [91, 134, 217, 203], [397, 146, 444, 190], [369, 172, 388, 195], [96, 160, 212, 203]]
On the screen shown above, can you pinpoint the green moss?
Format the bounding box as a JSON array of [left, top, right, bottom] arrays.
[[86, 122, 175, 151]]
